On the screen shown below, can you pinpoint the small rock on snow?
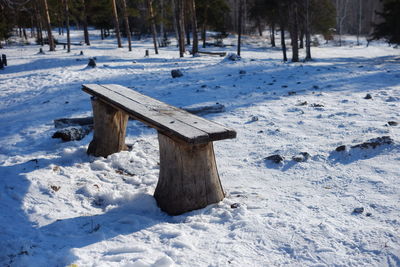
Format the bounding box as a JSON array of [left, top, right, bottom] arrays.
[[171, 69, 183, 78], [292, 152, 311, 162], [352, 207, 364, 214], [265, 154, 284, 164], [388, 121, 398, 126], [335, 145, 346, 152], [231, 203, 241, 209], [364, 94, 372, 99]]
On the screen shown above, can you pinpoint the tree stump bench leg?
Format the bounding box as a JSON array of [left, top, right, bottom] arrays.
[[154, 133, 225, 215], [87, 97, 129, 157]]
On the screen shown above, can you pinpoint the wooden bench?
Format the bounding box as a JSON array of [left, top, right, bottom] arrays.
[[82, 84, 237, 215]]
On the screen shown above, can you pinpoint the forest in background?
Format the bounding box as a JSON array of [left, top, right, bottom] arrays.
[[0, 0, 399, 62]]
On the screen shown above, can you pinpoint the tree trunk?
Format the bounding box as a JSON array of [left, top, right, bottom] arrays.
[[175, 0, 185, 57], [280, 26, 287, 62], [188, 0, 198, 55], [87, 98, 129, 157], [185, 1, 191, 46], [299, 29, 304, 49], [81, 0, 90, 45], [289, 2, 299, 62], [63, 0, 71, 53], [237, 0, 243, 56], [121, 0, 132, 51], [357, 0, 362, 45], [111, 0, 123, 48], [305, 0, 311, 61], [171, 0, 179, 47], [270, 23, 276, 47], [147, 0, 159, 54], [257, 17, 262, 36], [160, 0, 165, 45], [154, 133, 224, 215], [35, 4, 44, 46], [42, 0, 55, 51], [202, 4, 208, 48]]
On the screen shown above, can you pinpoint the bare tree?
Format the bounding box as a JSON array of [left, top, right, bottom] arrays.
[[336, 0, 349, 46], [356, 0, 362, 45], [33, 2, 44, 46], [278, 1, 288, 62], [174, 0, 185, 57], [147, 0, 159, 54], [237, 0, 243, 56], [80, 0, 90, 45], [304, 0, 311, 60], [63, 0, 70, 52], [111, 0, 122, 48], [121, 0, 132, 51], [42, 0, 55, 51], [188, 0, 198, 54], [289, 1, 299, 62]]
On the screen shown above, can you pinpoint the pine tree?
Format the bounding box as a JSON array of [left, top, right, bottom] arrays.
[[372, 0, 400, 45]]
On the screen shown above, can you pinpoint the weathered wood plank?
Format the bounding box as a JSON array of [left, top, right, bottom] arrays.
[[87, 98, 129, 157], [82, 84, 236, 143], [154, 133, 224, 215], [82, 84, 210, 144], [95, 84, 236, 140]]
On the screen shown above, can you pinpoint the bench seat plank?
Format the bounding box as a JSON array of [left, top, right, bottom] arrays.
[[102, 84, 236, 140], [82, 84, 236, 144]]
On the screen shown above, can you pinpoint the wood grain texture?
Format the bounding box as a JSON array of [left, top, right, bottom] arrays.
[[154, 133, 225, 215], [82, 84, 236, 144], [87, 97, 129, 157]]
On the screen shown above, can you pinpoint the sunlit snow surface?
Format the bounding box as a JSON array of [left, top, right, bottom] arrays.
[[0, 32, 399, 266]]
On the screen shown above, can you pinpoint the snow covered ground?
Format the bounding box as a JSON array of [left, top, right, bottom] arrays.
[[0, 31, 399, 267]]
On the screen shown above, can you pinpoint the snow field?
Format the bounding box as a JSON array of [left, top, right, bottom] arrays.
[[0, 32, 399, 266]]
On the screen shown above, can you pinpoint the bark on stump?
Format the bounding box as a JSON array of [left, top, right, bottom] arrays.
[[154, 133, 225, 215], [87, 97, 129, 157]]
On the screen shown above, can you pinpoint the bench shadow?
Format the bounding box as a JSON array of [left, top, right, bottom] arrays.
[[38, 193, 167, 265], [0, 143, 169, 266]]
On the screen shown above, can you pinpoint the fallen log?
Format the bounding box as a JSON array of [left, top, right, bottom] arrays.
[[57, 41, 83, 46], [182, 103, 225, 115], [197, 51, 227, 57], [54, 117, 94, 128]]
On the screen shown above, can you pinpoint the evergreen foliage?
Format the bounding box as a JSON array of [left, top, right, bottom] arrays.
[[372, 0, 400, 44]]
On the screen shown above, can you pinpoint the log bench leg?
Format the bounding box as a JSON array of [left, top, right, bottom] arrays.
[[87, 97, 129, 157], [154, 133, 225, 215]]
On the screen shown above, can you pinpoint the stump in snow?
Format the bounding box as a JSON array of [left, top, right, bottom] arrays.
[[145, 50, 149, 57], [87, 97, 129, 157], [171, 69, 183, 78], [87, 58, 96, 68], [1, 54, 6, 66], [80, 50, 84, 56], [38, 48, 45, 54]]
